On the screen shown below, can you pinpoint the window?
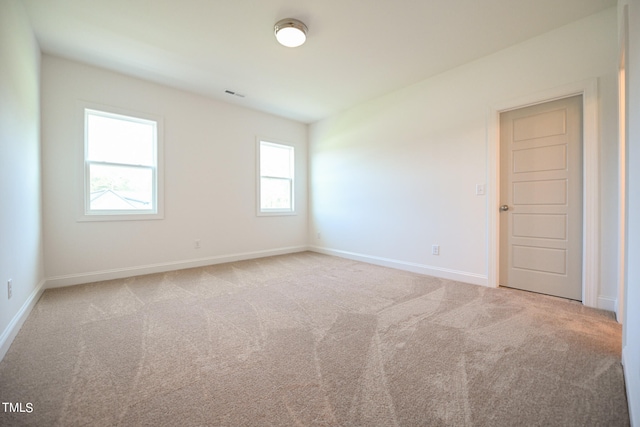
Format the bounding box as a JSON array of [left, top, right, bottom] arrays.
[[82, 107, 162, 220], [258, 140, 295, 214]]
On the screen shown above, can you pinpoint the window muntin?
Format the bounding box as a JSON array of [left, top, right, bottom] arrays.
[[259, 141, 294, 214], [84, 108, 159, 217]]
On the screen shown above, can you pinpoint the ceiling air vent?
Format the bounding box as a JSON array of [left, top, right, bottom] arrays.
[[224, 90, 245, 98]]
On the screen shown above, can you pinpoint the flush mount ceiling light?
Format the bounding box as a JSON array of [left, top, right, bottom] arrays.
[[274, 18, 308, 48]]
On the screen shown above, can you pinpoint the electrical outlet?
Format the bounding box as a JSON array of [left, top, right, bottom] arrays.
[[194, 239, 201, 249], [7, 279, 12, 299], [432, 245, 440, 256], [317, 232, 321, 239]]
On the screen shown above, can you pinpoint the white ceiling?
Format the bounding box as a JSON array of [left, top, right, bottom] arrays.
[[22, 0, 616, 123]]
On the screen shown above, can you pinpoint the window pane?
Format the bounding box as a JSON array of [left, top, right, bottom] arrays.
[[89, 164, 153, 211], [260, 143, 292, 178], [261, 177, 291, 210], [87, 112, 155, 166]]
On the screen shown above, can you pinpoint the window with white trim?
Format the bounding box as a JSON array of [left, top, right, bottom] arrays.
[[258, 140, 295, 214], [83, 108, 161, 219]]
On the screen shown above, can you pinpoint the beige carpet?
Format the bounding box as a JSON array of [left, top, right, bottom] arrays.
[[0, 252, 629, 426]]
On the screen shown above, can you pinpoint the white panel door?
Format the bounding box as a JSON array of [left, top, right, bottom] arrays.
[[499, 95, 583, 300]]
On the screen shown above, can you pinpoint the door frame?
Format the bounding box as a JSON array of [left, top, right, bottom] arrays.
[[617, 2, 629, 323], [487, 78, 599, 307]]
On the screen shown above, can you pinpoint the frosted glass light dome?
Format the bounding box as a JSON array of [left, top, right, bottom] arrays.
[[274, 18, 308, 48]]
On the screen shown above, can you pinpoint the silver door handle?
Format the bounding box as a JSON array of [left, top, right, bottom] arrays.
[[500, 205, 509, 212]]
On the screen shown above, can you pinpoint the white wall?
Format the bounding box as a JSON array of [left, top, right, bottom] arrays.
[[622, 0, 640, 423], [41, 56, 308, 285], [0, 0, 44, 358], [309, 8, 620, 307]]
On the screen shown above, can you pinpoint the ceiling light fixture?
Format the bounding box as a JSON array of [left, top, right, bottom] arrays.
[[274, 18, 308, 48]]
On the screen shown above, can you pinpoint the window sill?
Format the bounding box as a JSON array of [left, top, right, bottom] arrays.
[[257, 210, 297, 217], [78, 212, 164, 222]]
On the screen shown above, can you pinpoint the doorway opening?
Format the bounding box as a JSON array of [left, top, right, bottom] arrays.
[[499, 95, 583, 300]]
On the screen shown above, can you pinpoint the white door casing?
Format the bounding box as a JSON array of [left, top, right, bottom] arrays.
[[499, 96, 583, 300], [487, 78, 599, 307]]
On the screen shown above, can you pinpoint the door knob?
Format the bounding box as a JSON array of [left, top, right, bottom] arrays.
[[500, 205, 509, 212]]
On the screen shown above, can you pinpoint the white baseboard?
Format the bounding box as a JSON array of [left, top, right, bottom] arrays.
[[0, 279, 46, 361], [309, 246, 488, 286], [597, 295, 617, 314], [46, 246, 309, 288]]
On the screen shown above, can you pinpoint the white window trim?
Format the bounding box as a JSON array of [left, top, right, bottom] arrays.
[[78, 102, 164, 222], [257, 138, 296, 216]]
